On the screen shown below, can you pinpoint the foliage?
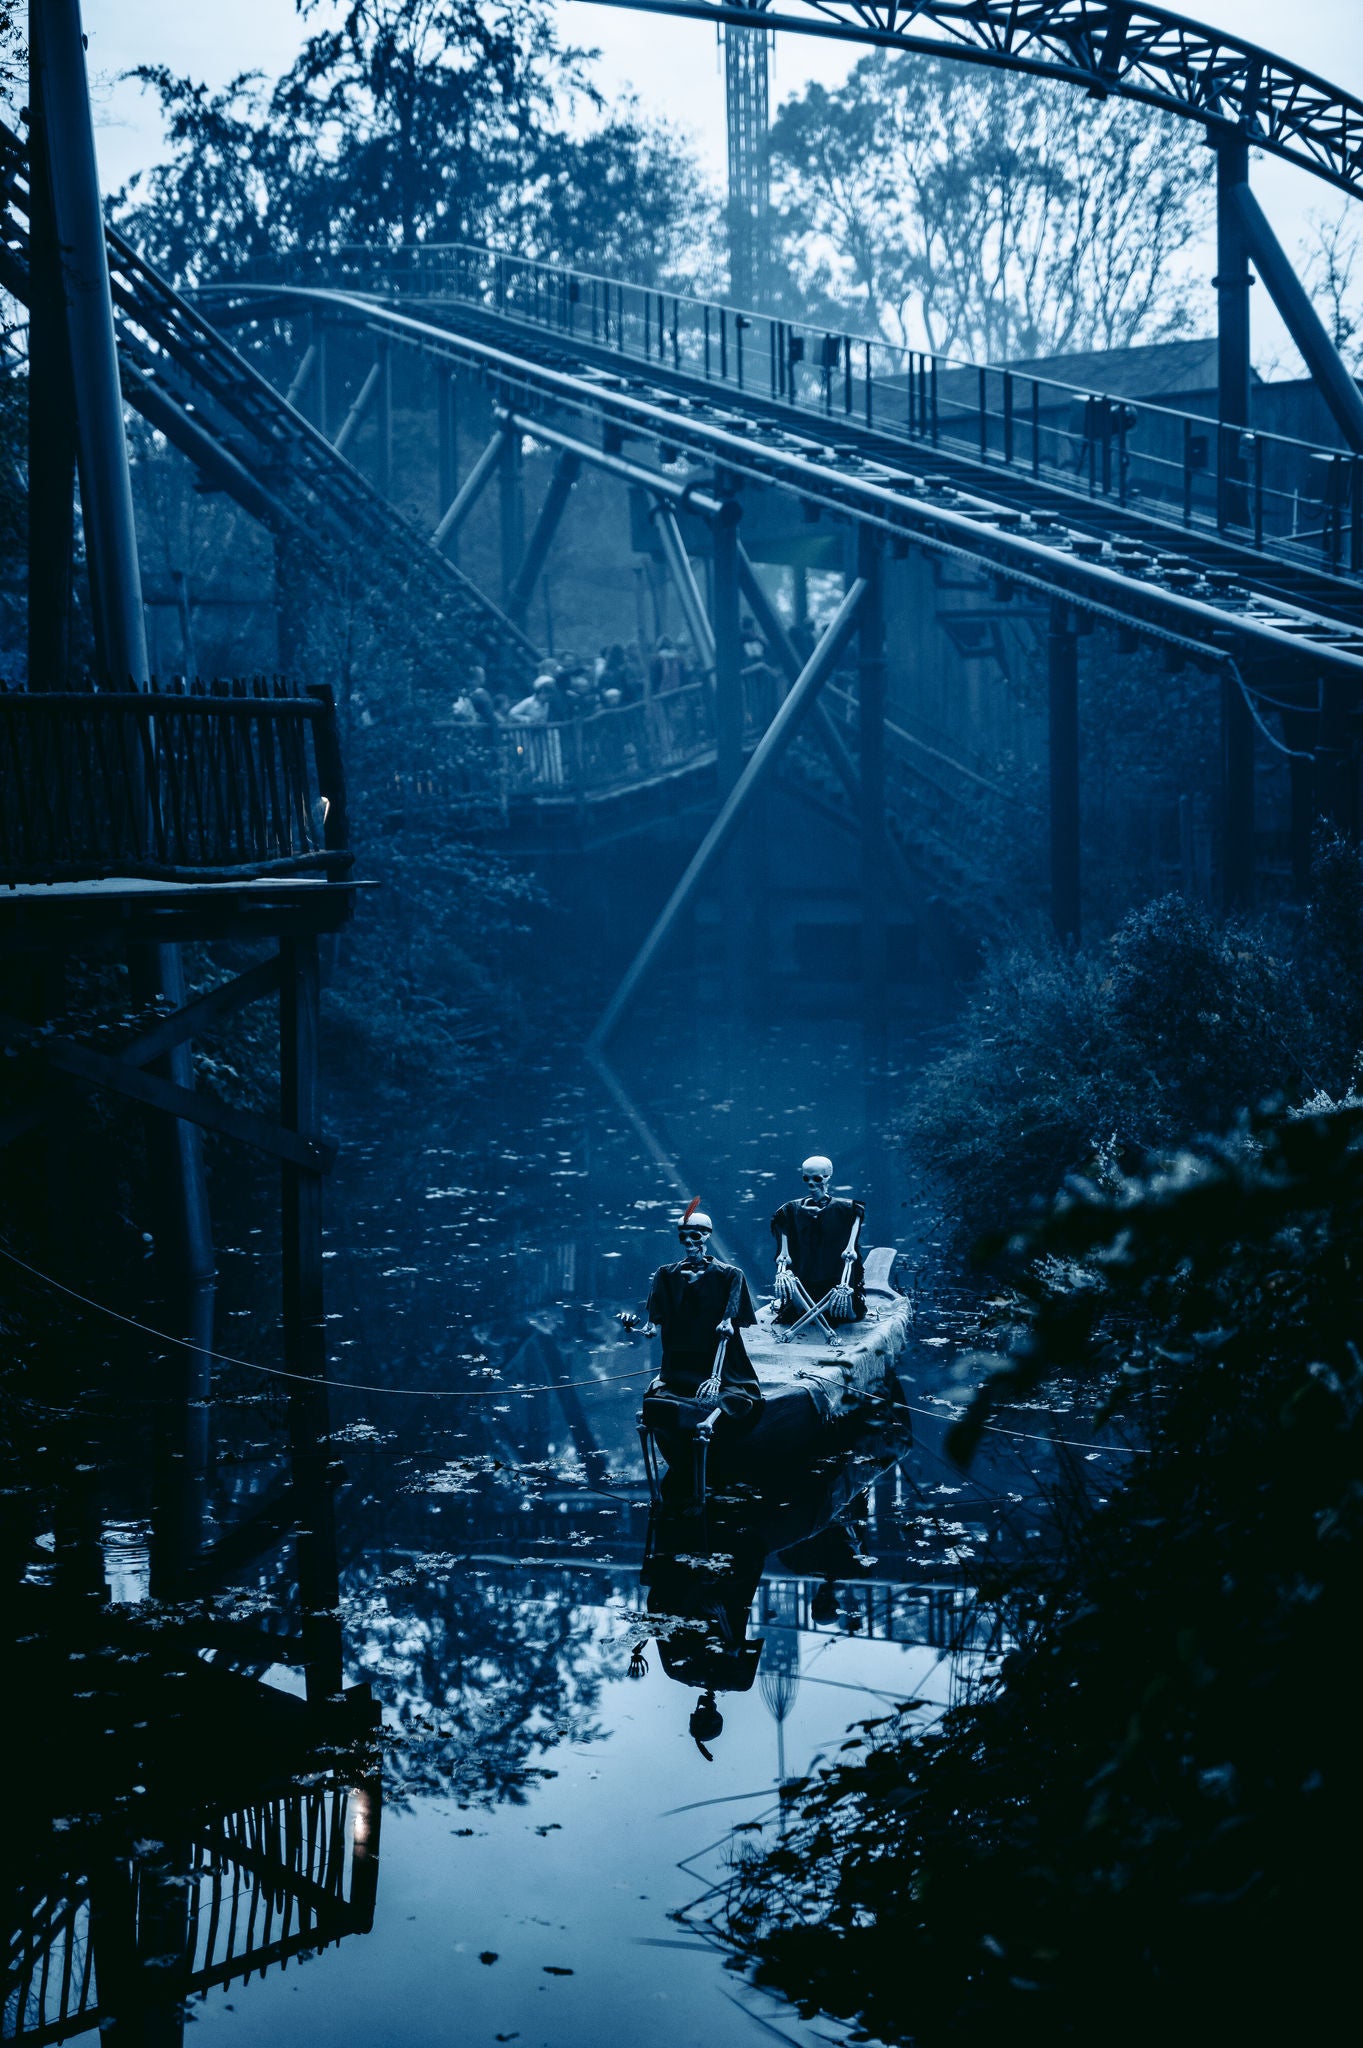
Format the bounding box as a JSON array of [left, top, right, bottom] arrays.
[[769, 50, 1210, 357], [899, 875, 1361, 1240], [324, 691, 541, 1084], [726, 1098, 1363, 2042], [113, 1, 720, 293]]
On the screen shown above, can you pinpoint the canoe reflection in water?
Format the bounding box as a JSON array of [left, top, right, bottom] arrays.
[[635, 1427, 912, 1762]]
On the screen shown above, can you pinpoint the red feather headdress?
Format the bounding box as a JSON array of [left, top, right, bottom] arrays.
[[682, 1197, 702, 1224]]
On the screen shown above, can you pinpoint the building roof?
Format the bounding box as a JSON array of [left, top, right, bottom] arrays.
[[1006, 337, 1254, 401]]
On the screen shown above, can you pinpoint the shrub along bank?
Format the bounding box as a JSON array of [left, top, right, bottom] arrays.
[[728, 1100, 1362, 2041]]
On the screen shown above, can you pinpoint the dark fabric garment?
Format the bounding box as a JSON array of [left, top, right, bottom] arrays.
[[646, 1257, 760, 1399], [771, 1197, 866, 1319]]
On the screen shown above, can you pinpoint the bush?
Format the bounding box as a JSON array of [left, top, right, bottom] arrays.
[[726, 1100, 1363, 2043], [902, 869, 1360, 1241]]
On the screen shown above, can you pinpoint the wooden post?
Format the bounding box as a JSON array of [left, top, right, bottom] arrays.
[[279, 934, 341, 1702], [1220, 667, 1256, 909], [858, 524, 888, 1024], [713, 489, 744, 794], [1048, 599, 1081, 944]]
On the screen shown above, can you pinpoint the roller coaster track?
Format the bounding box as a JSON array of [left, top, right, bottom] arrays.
[[0, 123, 539, 694], [578, 0, 1363, 203], [209, 270, 1363, 677]]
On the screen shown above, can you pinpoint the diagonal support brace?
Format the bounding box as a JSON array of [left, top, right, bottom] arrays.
[[590, 574, 868, 1048], [333, 356, 383, 456], [431, 426, 509, 552], [651, 503, 717, 671], [33, 1034, 334, 1172], [1229, 178, 1363, 454], [736, 543, 919, 903]]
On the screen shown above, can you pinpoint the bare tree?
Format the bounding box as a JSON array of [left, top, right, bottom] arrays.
[[1302, 207, 1363, 371], [771, 51, 1211, 363]]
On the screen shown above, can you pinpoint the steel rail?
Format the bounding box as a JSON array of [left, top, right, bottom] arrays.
[[210, 283, 1363, 682], [573, 1, 1363, 203]]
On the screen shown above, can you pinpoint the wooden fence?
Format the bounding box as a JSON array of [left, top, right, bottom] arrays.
[[0, 679, 350, 884]]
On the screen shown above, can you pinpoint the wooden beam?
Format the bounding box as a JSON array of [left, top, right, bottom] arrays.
[[38, 1034, 334, 1171], [0, 957, 284, 1146]]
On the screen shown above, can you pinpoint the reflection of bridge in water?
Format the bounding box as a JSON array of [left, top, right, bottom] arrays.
[[8, 1784, 378, 2047]]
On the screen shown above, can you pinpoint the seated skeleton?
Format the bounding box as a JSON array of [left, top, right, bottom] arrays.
[[770, 1154, 865, 1326]]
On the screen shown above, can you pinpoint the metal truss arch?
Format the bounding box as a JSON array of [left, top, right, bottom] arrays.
[[577, 1, 1363, 202]]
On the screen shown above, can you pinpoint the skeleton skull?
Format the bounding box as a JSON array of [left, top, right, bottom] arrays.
[[678, 1206, 714, 1257], [801, 1154, 833, 1204]]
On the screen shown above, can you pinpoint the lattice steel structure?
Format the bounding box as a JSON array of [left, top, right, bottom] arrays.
[[723, 4, 772, 307], [583, 0, 1363, 202]]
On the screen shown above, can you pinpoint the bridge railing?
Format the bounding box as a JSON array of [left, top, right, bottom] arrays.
[[432, 674, 777, 808], [0, 678, 350, 884], [313, 240, 1363, 579]]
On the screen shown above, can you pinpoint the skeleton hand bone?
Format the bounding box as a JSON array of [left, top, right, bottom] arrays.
[[827, 1259, 857, 1323], [773, 1251, 797, 1304], [618, 1312, 655, 1336]]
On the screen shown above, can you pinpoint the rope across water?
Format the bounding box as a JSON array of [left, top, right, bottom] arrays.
[[0, 1241, 1148, 1453]]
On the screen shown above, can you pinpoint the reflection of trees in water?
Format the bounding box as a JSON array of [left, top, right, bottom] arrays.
[[343, 1558, 607, 1809]]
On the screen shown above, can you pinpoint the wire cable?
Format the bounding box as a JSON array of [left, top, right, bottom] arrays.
[[0, 1241, 650, 1400], [0, 1242, 1147, 1451]]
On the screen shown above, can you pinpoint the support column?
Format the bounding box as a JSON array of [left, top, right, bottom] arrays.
[[280, 933, 341, 1703], [1048, 598, 1081, 945], [31, 0, 148, 686], [507, 451, 580, 626], [437, 366, 459, 561], [1282, 700, 1317, 895], [713, 489, 744, 793], [499, 424, 524, 603], [858, 524, 888, 1027], [26, 48, 76, 689], [33, 2, 217, 1352], [1220, 667, 1256, 909], [1315, 677, 1357, 841], [1216, 138, 1252, 530]]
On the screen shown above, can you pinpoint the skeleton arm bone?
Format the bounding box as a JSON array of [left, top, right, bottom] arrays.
[[773, 1230, 797, 1304], [828, 1212, 863, 1322]]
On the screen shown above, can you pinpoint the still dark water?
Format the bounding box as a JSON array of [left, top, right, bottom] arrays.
[[9, 986, 1053, 2047]]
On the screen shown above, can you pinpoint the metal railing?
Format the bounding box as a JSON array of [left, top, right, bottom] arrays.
[[0, 678, 350, 885], [288, 240, 1363, 579], [397, 672, 781, 812]]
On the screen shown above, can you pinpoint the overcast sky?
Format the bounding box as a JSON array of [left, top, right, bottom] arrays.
[[83, 0, 1363, 363]]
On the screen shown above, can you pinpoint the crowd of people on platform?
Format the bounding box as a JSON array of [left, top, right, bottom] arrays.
[[448, 634, 711, 730]]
